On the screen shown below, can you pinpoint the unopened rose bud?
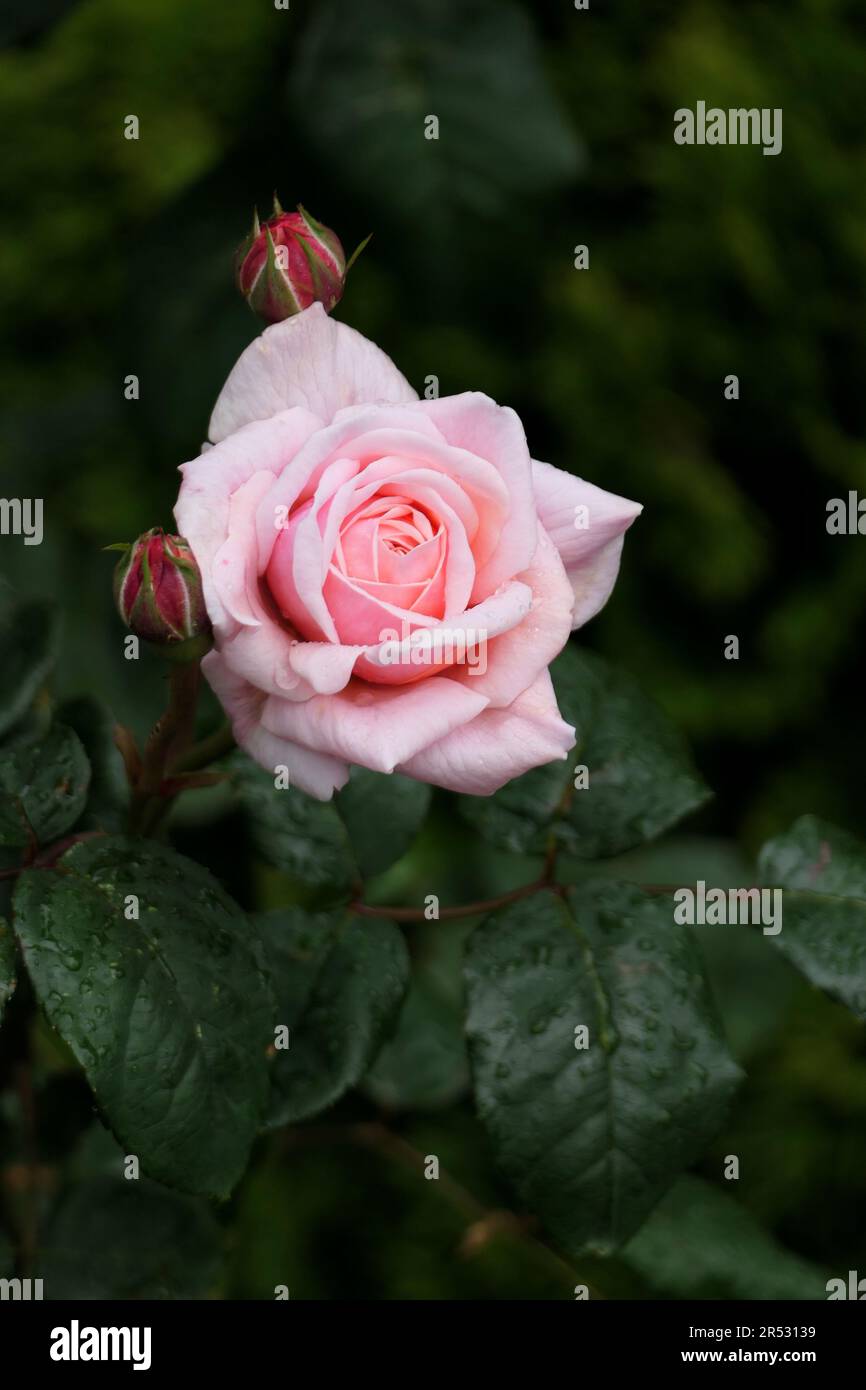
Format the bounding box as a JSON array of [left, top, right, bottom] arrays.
[[113, 529, 210, 653], [235, 200, 348, 324]]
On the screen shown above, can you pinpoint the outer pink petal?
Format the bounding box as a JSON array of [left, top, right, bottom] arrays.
[[175, 408, 321, 630], [202, 651, 349, 799], [220, 624, 366, 701], [209, 304, 417, 442], [413, 393, 538, 600], [260, 678, 489, 775], [398, 669, 575, 795], [447, 525, 575, 708], [210, 470, 276, 628], [219, 623, 304, 698], [531, 459, 642, 629], [242, 726, 349, 800]]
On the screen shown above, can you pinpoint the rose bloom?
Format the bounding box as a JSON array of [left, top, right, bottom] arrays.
[[175, 306, 640, 800]]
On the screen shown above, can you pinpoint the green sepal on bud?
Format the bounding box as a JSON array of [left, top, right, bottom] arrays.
[[235, 199, 350, 325], [113, 528, 211, 658]]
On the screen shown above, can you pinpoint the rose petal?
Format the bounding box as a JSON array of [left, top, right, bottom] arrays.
[[210, 304, 417, 442], [447, 525, 575, 707], [286, 641, 366, 696], [261, 677, 489, 775], [329, 427, 510, 571], [253, 407, 443, 568], [219, 624, 303, 698], [175, 407, 321, 629], [201, 651, 349, 799], [355, 578, 533, 684], [398, 669, 575, 795], [414, 393, 538, 599], [220, 625, 367, 702], [268, 467, 479, 645], [211, 470, 276, 628], [531, 459, 642, 628]]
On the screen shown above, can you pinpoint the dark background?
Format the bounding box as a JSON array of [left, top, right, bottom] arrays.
[[1, 0, 865, 1299]]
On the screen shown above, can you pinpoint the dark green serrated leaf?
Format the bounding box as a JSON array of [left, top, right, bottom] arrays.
[[0, 723, 90, 846], [258, 906, 409, 1127], [231, 752, 355, 891], [335, 766, 431, 879], [464, 883, 742, 1257], [37, 1175, 223, 1299], [0, 582, 58, 740], [461, 645, 711, 860], [0, 916, 15, 1023], [363, 970, 469, 1111], [760, 814, 866, 898], [13, 836, 271, 1198], [761, 895, 866, 1020], [758, 815, 866, 1019], [623, 1175, 832, 1300]]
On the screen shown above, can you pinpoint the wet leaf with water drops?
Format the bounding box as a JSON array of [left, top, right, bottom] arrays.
[[231, 752, 356, 893], [758, 815, 866, 1020], [12, 836, 271, 1198], [0, 723, 91, 847], [257, 906, 409, 1127], [459, 645, 711, 861], [464, 883, 742, 1257]]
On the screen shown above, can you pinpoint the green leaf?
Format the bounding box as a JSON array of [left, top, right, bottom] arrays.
[[231, 753, 355, 892], [0, 581, 58, 740], [761, 895, 866, 1020], [759, 814, 866, 898], [234, 755, 431, 888], [258, 906, 409, 1126], [363, 969, 469, 1111], [37, 1175, 223, 1299], [0, 723, 90, 846], [291, 0, 582, 251], [461, 645, 711, 860], [0, 797, 31, 856], [0, 916, 15, 1023], [335, 767, 431, 878], [758, 815, 866, 1019], [623, 1175, 832, 1300], [464, 883, 742, 1257], [12, 836, 271, 1197], [58, 696, 128, 833]]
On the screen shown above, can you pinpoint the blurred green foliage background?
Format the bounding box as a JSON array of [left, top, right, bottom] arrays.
[[1, 0, 865, 1299]]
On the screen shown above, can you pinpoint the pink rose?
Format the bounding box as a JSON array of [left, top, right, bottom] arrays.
[[175, 305, 640, 800]]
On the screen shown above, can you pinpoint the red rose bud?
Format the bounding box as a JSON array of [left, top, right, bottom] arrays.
[[114, 529, 210, 650], [236, 201, 347, 324]]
